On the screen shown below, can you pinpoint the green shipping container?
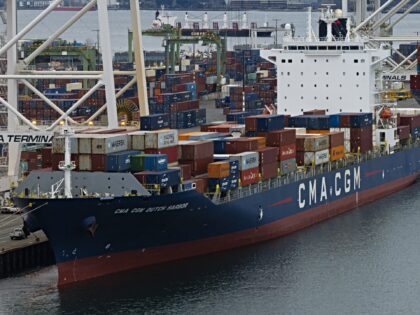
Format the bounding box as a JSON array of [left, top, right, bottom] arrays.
[[130, 154, 144, 172]]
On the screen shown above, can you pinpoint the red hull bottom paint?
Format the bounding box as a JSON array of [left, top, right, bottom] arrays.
[[58, 174, 418, 286]]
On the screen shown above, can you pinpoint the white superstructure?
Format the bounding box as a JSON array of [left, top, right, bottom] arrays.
[[260, 7, 390, 116]]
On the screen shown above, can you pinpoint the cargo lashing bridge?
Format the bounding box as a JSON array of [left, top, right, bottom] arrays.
[[0, 0, 150, 192]]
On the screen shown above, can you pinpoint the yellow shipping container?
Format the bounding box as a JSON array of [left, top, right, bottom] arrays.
[[208, 161, 230, 178], [330, 145, 345, 161]]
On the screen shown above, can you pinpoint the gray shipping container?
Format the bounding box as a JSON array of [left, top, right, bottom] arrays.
[[78, 154, 92, 171], [298, 134, 329, 151], [280, 158, 296, 175], [129, 131, 146, 150], [52, 137, 78, 154], [230, 151, 259, 171], [145, 130, 178, 149], [304, 149, 330, 165], [91, 134, 128, 154], [77, 135, 92, 154]]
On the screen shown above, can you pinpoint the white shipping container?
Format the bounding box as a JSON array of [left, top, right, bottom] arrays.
[[78, 154, 92, 171], [129, 131, 146, 150], [76, 134, 93, 154], [206, 76, 217, 85], [52, 137, 78, 154], [286, 127, 306, 134], [298, 134, 329, 151], [181, 59, 191, 66], [145, 69, 156, 77], [345, 140, 350, 152], [66, 82, 82, 92], [145, 130, 178, 149], [91, 134, 128, 154], [304, 149, 330, 165], [230, 152, 259, 171]]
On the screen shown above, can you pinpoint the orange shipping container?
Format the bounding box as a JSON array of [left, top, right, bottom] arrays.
[[306, 130, 331, 135], [208, 161, 230, 178], [330, 145, 345, 161], [250, 137, 266, 149]]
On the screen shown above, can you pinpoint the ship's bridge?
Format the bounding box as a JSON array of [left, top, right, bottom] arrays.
[[260, 37, 389, 116]]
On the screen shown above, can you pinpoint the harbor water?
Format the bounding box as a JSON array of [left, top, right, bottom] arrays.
[[0, 181, 419, 314]]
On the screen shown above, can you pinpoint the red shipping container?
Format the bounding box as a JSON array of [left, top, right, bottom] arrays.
[[329, 131, 345, 147], [179, 156, 213, 176], [245, 115, 265, 132], [225, 138, 259, 154], [278, 143, 296, 161], [179, 164, 192, 181], [41, 147, 52, 168], [400, 115, 420, 129], [180, 141, 213, 160], [257, 147, 278, 164], [296, 151, 305, 166], [240, 167, 259, 186], [397, 125, 410, 140], [350, 140, 372, 154], [350, 126, 373, 141], [193, 174, 208, 193], [259, 162, 278, 180], [303, 109, 326, 115], [266, 129, 296, 146], [145, 145, 179, 163], [91, 154, 106, 171], [51, 153, 79, 171]]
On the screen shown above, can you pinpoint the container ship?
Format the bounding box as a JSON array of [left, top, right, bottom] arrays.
[[13, 8, 420, 286], [150, 7, 275, 38]]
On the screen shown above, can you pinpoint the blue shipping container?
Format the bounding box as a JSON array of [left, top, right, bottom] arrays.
[[229, 159, 239, 175], [213, 139, 227, 154], [256, 115, 285, 132], [349, 113, 373, 127], [208, 177, 231, 192], [329, 114, 341, 128], [143, 169, 181, 187], [230, 177, 239, 189], [142, 154, 168, 171], [412, 126, 420, 138], [226, 111, 252, 124], [306, 115, 330, 130], [106, 150, 140, 172], [140, 114, 170, 131]]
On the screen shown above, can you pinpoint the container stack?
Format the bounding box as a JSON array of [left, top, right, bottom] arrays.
[[266, 129, 297, 174], [179, 141, 214, 176], [296, 134, 330, 166], [399, 114, 420, 141], [231, 152, 260, 186], [144, 130, 179, 163], [207, 161, 231, 192], [147, 72, 207, 129]]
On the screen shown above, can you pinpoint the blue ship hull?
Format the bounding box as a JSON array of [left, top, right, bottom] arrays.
[[14, 147, 420, 286]]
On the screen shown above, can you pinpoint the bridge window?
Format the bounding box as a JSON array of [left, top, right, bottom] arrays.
[[288, 59, 292, 63], [309, 46, 317, 50], [281, 59, 286, 63], [298, 46, 305, 50], [354, 59, 359, 63]]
